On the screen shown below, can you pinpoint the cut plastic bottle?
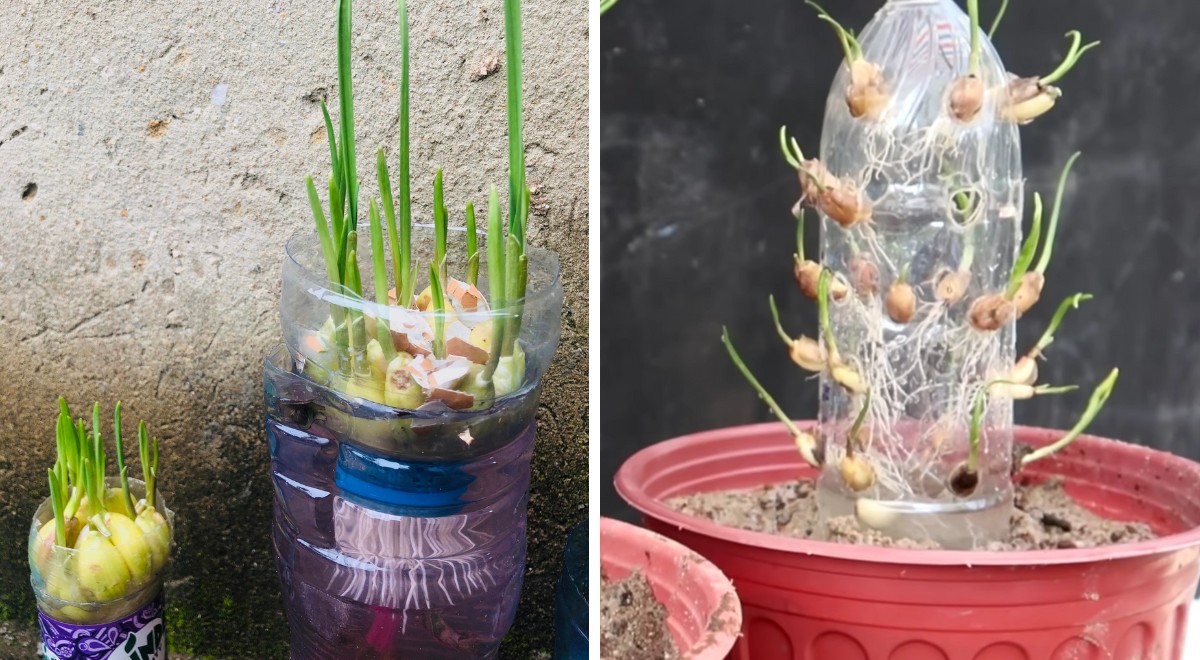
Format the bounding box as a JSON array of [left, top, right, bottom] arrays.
[[814, 0, 1023, 549]]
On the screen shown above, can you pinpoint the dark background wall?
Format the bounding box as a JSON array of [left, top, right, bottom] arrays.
[[601, 0, 1200, 521]]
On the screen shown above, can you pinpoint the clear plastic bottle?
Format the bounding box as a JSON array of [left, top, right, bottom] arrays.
[[267, 229, 562, 658], [813, 0, 1022, 548]]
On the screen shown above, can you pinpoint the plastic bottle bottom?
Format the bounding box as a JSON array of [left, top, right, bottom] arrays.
[[816, 477, 1013, 549]]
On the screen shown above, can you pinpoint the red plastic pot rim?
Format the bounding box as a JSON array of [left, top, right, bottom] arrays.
[[614, 421, 1200, 567], [600, 516, 742, 659]]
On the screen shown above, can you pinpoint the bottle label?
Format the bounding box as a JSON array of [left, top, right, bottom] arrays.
[[37, 591, 165, 660]]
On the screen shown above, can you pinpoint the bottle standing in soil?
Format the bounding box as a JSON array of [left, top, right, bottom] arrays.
[[29, 399, 173, 660], [809, 0, 1021, 547], [725, 0, 1107, 549], [266, 0, 561, 654]]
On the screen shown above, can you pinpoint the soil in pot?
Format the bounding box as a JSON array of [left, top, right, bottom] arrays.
[[668, 476, 1155, 551], [599, 568, 679, 660]]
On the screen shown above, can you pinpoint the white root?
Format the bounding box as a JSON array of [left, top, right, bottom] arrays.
[[328, 499, 505, 631]]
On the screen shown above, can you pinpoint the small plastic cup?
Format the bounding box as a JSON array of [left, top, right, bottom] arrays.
[[28, 478, 174, 659]]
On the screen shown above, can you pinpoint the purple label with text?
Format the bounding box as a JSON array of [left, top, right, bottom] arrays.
[[38, 592, 165, 660]]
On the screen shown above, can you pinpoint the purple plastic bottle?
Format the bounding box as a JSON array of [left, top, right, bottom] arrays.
[[267, 232, 561, 659]]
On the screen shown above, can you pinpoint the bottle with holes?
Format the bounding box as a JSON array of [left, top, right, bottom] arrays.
[[812, 0, 1022, 549]]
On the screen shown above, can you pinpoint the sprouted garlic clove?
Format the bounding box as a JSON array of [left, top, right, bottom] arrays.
[[134, 508, 170, 574], [798, 159, 838, 203], [1002, 31, 1098, 124], [1009, 355, 1039, 386], [790, 151, 869, 226], [366, 339, 388, 382], [414, 286, 433, 311], [968, 293, 1015, 331], [948, 462, 980, 496], [1004, 86, 1061, 124], [343, 375, 386, 404], [935, 269, 971, 303], [75, 524, 132, 601], [1012, 272, 1045, 316], [848, 257, 879, 295], [804, 2, 887, 121], [1006, 75, 1042, 105], [794, 430, 824, 468], [831, 362, 868, 394], [848, 60, 877, 89], [885, 281, 916, 323], [948, 75, 985, 123], [104, 513, 153, 583], [795, 259, 847, 301], [384, 353, 426, 409], [839, 454, 876, 491], [820, 181, 872, 227], [855, 498, 899, 529], [846, 60, 889, 120], [846, 81, 889, 120], [795, 258, 820, 299], [1001, 76, 1062, 124], [988, 380, 1036, 400], [789, 335, 826, 372]]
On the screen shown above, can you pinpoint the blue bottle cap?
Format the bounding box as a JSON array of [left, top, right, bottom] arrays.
[[334, 442, 475, 516]]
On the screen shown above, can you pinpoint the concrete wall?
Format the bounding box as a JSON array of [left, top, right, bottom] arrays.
[[0, 0, 588, 657]]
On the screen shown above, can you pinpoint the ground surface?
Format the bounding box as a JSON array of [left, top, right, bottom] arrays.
[[0, 0, 587, 657]]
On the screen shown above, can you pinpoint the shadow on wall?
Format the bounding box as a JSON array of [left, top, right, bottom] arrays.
[[600, 0, 1200, 521]]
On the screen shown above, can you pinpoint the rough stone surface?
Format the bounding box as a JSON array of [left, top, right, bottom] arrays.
[[0, 0, 588, 657]]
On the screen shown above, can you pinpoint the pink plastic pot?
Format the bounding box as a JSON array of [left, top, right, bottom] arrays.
[[601, 516, 743, 659], [615, 422, 1200, 660]]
